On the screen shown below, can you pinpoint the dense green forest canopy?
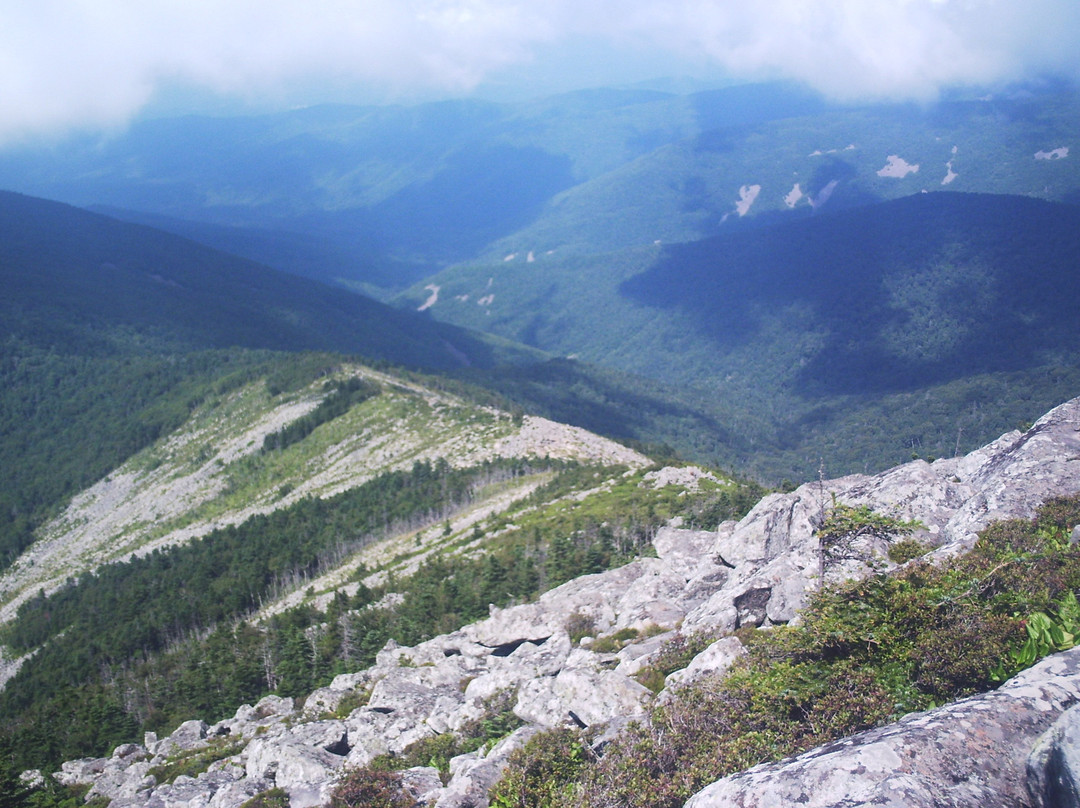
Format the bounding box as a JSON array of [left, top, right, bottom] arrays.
[[410, 192, 1080, 479], [621, 193, 1080, 395]]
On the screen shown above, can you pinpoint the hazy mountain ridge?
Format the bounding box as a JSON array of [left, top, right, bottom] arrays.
[[1, 83, 1074, 296], [482, 88, 1080, 259], [0, 190, 535, 370]]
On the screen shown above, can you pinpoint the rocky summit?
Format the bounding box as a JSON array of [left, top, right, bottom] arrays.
[[46, 396, 1080, 807]]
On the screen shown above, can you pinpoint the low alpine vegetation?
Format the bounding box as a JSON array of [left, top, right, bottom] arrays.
[[492, 494, 1080, 808]]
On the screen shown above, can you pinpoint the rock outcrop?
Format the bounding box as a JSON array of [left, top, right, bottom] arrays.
[[45, 396, 1080, 807]]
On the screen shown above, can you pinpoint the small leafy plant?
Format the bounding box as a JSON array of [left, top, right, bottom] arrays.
[[994, 591, 1080, 679], [147, 737, 244, 785]]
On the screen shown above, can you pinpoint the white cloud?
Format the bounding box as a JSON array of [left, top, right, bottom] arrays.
[[1, 0, 1078, 142]]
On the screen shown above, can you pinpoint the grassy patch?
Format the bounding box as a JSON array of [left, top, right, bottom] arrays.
[[147, 737, 245, 785], [239, 787, 290, 808]]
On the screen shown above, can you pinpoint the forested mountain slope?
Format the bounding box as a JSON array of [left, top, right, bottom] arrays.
[[0, 190, 532, 368], [21, 393, 1080, 808], [0, 351, 763, 774], [407, 192, 1080, 480], [0, 189, 545, 583]]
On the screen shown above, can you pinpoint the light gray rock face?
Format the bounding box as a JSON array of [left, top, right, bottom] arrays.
[[664, 637, 746, 690], [685, 648, 1080, 808], [683, 396, 1080, 636], [302, 671, 370, 718], [152, 719, 209, 757], [1028, 703, 1080, 807], [400, 766, 444, 806], [245, 735, 344, 807], [433, 726, 541, 808], [938, 397, 1080, 548], [513, 647, 653, 728], [466, 557, 694, 649], [210, 694, 297, 740]]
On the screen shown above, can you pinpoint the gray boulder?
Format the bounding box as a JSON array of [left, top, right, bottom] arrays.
[[401, 766, 444, 806], [244, 735, 345, 807], [513, 647, 652, 728], [664, 636, 746, 690], [937, 397, 1080, 549], [434, 726, 541, 808], [115, 770, 236, 808], [151, 719, 209, 757], [1028, 703, 1080, 807]]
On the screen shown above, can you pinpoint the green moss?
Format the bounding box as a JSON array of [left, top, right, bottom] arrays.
[[590, 627, 641, 653], [332, 688, 371, 720], [634, 630, 721, 693], [147, 737, 244, 785], [239, 787, 290, 808]]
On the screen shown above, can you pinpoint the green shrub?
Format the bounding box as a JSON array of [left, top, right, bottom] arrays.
[[332, 687, 371, 720], [493, 494, 1080, 808], [489, 729, 590, 808], [239, 787, 290, 808], [634, 630, 719, 693], [590, 627, 640, 653], [370, 733, 461, 779], [329, 768, 410, 808], [565, 613, 597, 644], [817, 502, 924, 571], [887, 537, 930, 564]]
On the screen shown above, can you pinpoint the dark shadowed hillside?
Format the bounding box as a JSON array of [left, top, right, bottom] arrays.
[[0, 190, 534, 369], [622, 192, 1080, 394], [409, 192, 1080, 480]]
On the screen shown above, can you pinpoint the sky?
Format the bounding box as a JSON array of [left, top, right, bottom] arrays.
[[2, 0, 1079, 144]]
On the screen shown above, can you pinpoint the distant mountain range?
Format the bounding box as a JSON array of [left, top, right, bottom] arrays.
[[1, 82, 1076, 297], [1, 81, 1078, 483], [0, 190, 533, 370]]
